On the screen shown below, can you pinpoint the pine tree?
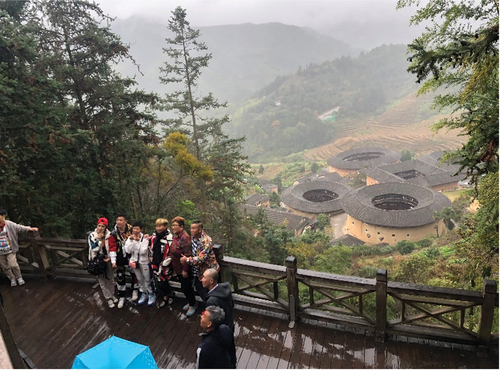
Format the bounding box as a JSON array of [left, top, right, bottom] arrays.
[[159, 6, 250, 236]]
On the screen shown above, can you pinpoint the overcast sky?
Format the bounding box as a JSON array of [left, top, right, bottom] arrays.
[[98, 0, 423, 49]]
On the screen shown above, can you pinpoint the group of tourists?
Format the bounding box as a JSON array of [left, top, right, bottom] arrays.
[[88, 213, 236, 368]]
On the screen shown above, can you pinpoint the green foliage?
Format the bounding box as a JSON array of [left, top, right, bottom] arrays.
[[269, 192, 281, 208], [398, 0, 498, 190], [0, 0, 158, 237], [229, 44, 418, 161], [453, 172, 499, 286], [315, 214, 330, 231], [351, 244, 394, 256], [394, 254, 435, 284], [416, 238, 433, 248], [314, 246, 352, 275], [159, 6, 251, 239], [400, 149, 413, 161], [396, 240, 416, 255], [358, 265, 379, 278], [423, 247, 441, 259], [348, 172, 367, 187], [310, 162, 319, 173], [258, 164, 264, 174]]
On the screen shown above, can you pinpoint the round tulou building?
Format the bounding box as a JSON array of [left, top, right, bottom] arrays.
[[341, 182, 452, 245], [327, 147, 400, 177], [281, 181, 351, 218]]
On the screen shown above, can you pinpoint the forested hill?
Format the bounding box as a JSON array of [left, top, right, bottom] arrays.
[[110, 17, 358, 104], [226, 44, 421, 162]]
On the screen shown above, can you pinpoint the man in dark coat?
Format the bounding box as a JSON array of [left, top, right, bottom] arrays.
[[196, 305, 234, 369], [201, 268, 234, 331]]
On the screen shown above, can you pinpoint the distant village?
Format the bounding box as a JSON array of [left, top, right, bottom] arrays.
[[242, 147, 471, 247]]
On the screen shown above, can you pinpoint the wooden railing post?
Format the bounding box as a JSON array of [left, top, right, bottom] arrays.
[[376, 268, 387, 342], [478, 279, 497, 345], [286, 256, 298, 328], [29, 231, 48, 280]]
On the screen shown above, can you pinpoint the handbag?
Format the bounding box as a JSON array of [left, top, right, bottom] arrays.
[[86, 253, 107, 275]]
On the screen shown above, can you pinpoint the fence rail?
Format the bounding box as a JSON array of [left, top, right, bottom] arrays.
[[16, 234, 498, 347]]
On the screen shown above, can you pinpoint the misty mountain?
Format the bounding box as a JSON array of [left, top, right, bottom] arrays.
[[227, 44, 420, 162], [110, 16, 359, 104]]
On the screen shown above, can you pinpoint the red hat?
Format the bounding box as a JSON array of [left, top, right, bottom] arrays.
[[97, 217, 108, 226]]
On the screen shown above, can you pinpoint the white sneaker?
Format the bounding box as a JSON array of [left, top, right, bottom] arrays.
[[131, 289, 139, 301], [138, 292, 148, 305], [117, 297, 125, 309], [147, 294, 156, 306], [107, 299, 116, 308], [10, 278, 17, 287], [17, 277, 25, 286], [112, 296, 119, 304]]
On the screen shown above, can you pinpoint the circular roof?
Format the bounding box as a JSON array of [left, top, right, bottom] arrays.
[[281, 181, 351, 214], [340, 182, 452, 227], [327, 147, 400, 170]]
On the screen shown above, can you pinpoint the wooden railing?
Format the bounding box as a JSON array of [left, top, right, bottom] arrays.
[[16, 234, 499, 347]]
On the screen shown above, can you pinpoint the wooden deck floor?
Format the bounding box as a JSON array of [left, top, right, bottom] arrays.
[[1, 274, 498, 369]]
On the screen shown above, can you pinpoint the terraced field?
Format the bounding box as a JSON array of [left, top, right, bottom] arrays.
[[304, 93, 465, 161]]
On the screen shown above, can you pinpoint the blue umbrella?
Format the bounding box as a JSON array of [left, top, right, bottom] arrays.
[[72, 336, 158, 369]]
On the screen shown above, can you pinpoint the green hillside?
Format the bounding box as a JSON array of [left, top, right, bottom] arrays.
[[227, 44, 429, 162]]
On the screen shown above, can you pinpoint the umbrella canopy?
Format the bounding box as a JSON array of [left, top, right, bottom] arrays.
[[72, 336, 157, 369]]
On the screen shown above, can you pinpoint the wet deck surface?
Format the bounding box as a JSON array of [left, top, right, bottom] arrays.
[[1, 275, 498, 369]]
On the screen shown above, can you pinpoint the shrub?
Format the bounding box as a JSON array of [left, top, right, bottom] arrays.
[[396, 240, 415, 255], [423, 247, 441, 259], [416, 238, 433, 248]]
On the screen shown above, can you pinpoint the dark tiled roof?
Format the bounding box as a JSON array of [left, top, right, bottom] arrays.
[[340, 182, 452, 227], [281, 181, 351, 214], [418, 150, 464, 174], [297, 171, 343, 184], [245, 193, 270, 205], [326, 147, 400, 170], [240, 205, 312, 232], [331, 234, 365, 247], [362, 159, 463, 187]]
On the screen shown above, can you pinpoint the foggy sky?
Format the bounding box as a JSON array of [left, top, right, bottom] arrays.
[[97, 0, 424, 49]]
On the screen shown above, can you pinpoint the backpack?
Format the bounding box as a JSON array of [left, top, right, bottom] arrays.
[[86, 253, 107, 276]]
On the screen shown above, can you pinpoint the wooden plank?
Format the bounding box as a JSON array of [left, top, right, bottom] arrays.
[[392, 292, 480, 307], [388, 281, 484, 303], [242, 309, 270, 369], [308, 320, 328, 369], [325, 322, 345, 368], [275, 321, 297, 369], [221, 256, 286, 273], [298, 268, 376, 289], [253, 312, 283, 369], [299, 276, 375, 294], [342, 328, 366, 369], [264, 313, 291, 369], [295, 319, 320, 369]]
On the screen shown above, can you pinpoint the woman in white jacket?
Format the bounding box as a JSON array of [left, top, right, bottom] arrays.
[[124, 221, 155, 306], [88, 217, 118, 308]]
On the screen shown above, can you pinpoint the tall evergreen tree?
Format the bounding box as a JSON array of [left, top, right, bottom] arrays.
[[398, 0, 499, 285], [159, 6, 250, 239], [0, 0, 159, 236]]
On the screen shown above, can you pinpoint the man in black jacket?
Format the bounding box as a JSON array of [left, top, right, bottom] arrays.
[[196, 305, 234, 369], [201, 268, 234, 331]]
